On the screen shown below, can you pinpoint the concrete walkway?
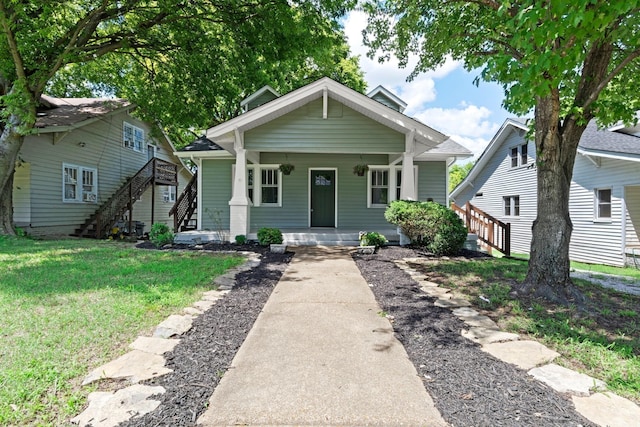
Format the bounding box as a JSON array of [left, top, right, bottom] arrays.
[[197, 246, 446, 426]]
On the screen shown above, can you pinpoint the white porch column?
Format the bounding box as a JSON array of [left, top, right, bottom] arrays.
[[229, 129, 249, 241], [400, 129, 417, 200]]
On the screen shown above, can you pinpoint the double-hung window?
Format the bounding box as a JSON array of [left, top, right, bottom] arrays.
[[510, 143, 528, 168], [123, 122, 144, 152], [595, 188, 612, 220], [163, 186, 176, 203], [503, 195, 520, 217], [63, 163, 98, 203], [369, 169, 389, 207], [261, 168, 280, 205]]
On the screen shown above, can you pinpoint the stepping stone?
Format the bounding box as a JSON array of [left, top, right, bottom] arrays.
[[434, 297, 472, 308], [153, 314, 194, 338], [70, 384, 165, 427], [572, 392, 640, 427], [528, 363, 606, 396], [408, 274, 429, 281], [452, 308, 499, 329], [202, 290, 226, 301], [213, 275, 236, 289], [184, 307, 203, 316], [193, 299, 215, 312], [420, 287, 451, 299], [462, 327, 520, 345], [452, 306, 480, 318], [481, 340, 559, 370], [420, 280, 440, 287], [82, 350, 171, 385], [129, 336, 180, 355]]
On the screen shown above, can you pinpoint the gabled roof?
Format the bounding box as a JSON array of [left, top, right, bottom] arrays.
[[451, 117, 640, 199], [578, 120, 640, 159], [450, 118, 529, 199], [239, 85, 280, 111], [35, 95, 132, 132], [205, 77, 467, 156], [367, 85, 408, 113], [179, 135, 224, 152]]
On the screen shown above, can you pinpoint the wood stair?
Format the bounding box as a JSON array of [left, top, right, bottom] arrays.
[[169, 172, 197, 232]]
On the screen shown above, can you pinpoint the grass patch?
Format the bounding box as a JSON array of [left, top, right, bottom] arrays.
[[410, 256, 640, 404], [0, 237, 245, 426]]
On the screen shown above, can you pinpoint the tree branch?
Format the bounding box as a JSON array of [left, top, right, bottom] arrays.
[[0, 1, 27, 82]]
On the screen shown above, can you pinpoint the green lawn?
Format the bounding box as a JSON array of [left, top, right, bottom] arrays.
[[0, 237, 244, 426], [411, 256, 640, 404]]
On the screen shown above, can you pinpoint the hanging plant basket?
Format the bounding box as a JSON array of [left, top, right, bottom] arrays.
[[353, 164, 369, 176], [279, 163, 295, 175]]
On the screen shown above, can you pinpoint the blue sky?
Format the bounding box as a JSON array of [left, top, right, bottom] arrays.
[[344, 11, 512, 159]]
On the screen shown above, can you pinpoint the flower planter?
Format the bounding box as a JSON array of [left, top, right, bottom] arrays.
[[358, 245, 376, 255], [270, 243, 287, 253]]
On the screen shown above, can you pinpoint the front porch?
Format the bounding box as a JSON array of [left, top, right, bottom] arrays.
[[174, 227, 400, 246]]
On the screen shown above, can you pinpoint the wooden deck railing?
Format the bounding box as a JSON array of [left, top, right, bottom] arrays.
[[452, 201, 511, 256], [169, 172, 197, 232], [75, 158, 178, 238]]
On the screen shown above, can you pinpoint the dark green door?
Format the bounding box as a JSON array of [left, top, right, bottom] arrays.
[[311, 170, 336, 227]]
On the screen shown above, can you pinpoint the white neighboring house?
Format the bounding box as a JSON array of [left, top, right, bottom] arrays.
[[451, 118, 640, 267]]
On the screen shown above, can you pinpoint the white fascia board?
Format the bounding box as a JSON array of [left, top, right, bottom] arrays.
[[577, 148, 640, 163], [174, 150, 234, 159], [205, 77, 449, 150], [450, 119, 529, 199]]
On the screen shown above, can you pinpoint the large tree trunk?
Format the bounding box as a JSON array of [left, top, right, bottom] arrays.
[[516, 94, 587, 305], [0, 115, 29, 236]]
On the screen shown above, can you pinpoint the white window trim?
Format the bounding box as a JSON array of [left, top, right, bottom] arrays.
[[163, 186, 176, 203], [231, 164, 281, 207], [62, 163, 98, 203], [509, 143, 528, 169], [123, 121, 145, 152], [367, 165, 418, 208], [503, 195, 520, 217], [594, 187, 612, 222]]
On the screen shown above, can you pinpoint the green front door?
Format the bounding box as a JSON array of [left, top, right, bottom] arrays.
[[310, 170, 336, 227]]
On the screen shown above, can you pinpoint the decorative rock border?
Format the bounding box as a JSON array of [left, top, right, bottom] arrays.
[[70, 251, 261, 427], [394, 257, 640, 427]]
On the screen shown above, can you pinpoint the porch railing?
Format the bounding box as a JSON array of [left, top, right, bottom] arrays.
[[452, 201, 511, 256], [169, 172, 197, 232]]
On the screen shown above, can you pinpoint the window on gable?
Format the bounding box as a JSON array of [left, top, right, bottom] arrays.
[[63, 163, 97, 203], [369, 169, 389, 207], [503, 195, 520, 216], [261, 168, 280, 205], [510, 143, 528, 168], [595, 188, 611, 219], [123, 122, 144, 152]]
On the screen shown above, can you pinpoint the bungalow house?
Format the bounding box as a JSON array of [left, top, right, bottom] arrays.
[[13, 95, 192, 238], [174, 77, 472, 245], [451, 118, 640, 267]]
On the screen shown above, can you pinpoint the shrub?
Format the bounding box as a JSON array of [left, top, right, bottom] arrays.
[[149, 223, 174, 248], [235, 234, 247, 245], [359, 231, 388, 248], [384, 200, 467, 255], [257, 227, 283, 245]]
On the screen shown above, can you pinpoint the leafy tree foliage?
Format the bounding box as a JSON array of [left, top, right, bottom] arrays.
[[361, 0, 640, 304], [0, 0, 365, 234], [449, 161, 474, 193]]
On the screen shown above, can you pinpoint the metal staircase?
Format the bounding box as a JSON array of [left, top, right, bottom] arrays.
[[169, 172, 197, 232], [74, 158, 178, 238]]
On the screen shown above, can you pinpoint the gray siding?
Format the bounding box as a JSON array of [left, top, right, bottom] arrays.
[[370, 93, 401, 111], [245, 98, 405, 154], [13, 162, 30, 225], [416, 161, 447, 204], [246, 91, 278, 111], [198, 154, 445, 233], [452, 130, 537, 254], [15, 111, 188, 236], [200, 158, 234, 231], [569, 155, 640, 266], [625, 186, 640, 247]]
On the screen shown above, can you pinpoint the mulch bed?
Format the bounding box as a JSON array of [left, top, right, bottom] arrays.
[[353, 246, 596, 427], [120, 243, 595, 426], [120, 243, 293, 426]]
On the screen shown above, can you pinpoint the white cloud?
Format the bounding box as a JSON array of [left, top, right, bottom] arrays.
[[343, 11, 503, 158]]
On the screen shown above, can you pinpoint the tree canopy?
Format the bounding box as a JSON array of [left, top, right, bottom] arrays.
[[449, 161, 474, 193], [359, 0, 640, 303], [0, 0, 365, 234]]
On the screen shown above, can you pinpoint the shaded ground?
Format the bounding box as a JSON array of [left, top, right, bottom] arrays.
[[353, 246, 596, 427], [118, 244, 595, 426]]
